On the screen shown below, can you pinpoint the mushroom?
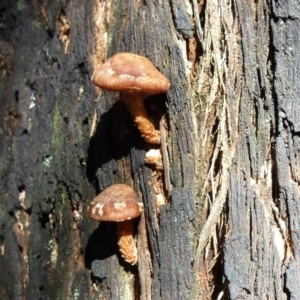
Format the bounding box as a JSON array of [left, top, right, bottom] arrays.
[[145, 148, 163, 170], [88, 184, 143, 265], [91, 52, 170, 144]]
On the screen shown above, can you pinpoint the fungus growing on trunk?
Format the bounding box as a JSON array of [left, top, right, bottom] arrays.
[[91, 52, 170, 144], [88, 184, 143, 265], [145, 148, 163, 170]]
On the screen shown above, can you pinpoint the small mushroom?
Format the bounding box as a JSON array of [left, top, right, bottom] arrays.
[[145, 148, 163, 170], [91, 53, 170, 144], [88, 184, 143, 265]]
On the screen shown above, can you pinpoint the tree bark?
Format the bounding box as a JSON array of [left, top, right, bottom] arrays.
[[0, 0, 299, 299]]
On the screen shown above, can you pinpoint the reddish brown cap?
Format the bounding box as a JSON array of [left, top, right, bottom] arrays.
[[91, 52, 170, 95], [88, 184, 143, 222]]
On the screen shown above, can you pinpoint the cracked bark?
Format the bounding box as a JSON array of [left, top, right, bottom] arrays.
[[0, 0, 299, 299]]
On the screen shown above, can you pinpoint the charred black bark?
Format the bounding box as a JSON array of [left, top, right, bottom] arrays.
[[0, 0, 195, 299], [1, 0, 299, 299]]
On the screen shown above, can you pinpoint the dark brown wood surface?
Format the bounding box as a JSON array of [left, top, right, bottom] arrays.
[[0, 0, 299, 299]]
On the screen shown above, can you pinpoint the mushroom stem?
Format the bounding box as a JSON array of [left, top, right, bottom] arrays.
[[122, 92, 161, 144], [116, 220, 138, 265]]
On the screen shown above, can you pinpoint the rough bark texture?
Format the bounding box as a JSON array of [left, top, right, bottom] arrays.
[[1, 0, 300, 300], [0, 1, 94, 299]]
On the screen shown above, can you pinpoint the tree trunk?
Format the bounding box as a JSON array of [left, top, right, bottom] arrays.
[[0, 0, 299, 299]]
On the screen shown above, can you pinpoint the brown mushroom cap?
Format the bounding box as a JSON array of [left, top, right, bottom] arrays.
[[88, 184, 142, 222], [91, 52, 170, 95]]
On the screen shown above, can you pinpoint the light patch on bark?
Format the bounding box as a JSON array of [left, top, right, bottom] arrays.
[[89, 110, 98, 138], [271, 202, 293, 263], [177, 38, 192, 78], [156, 194, 165, 210], [184, 0, 193, 15], [12, 189, 31, 292], [0, 245, 4, 256], [72, 202, 83, 225], [19, 190, 26, 210], [58, 14, 70, 53], [272, 226, 286, 263], [92, 0, 111, 80]]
